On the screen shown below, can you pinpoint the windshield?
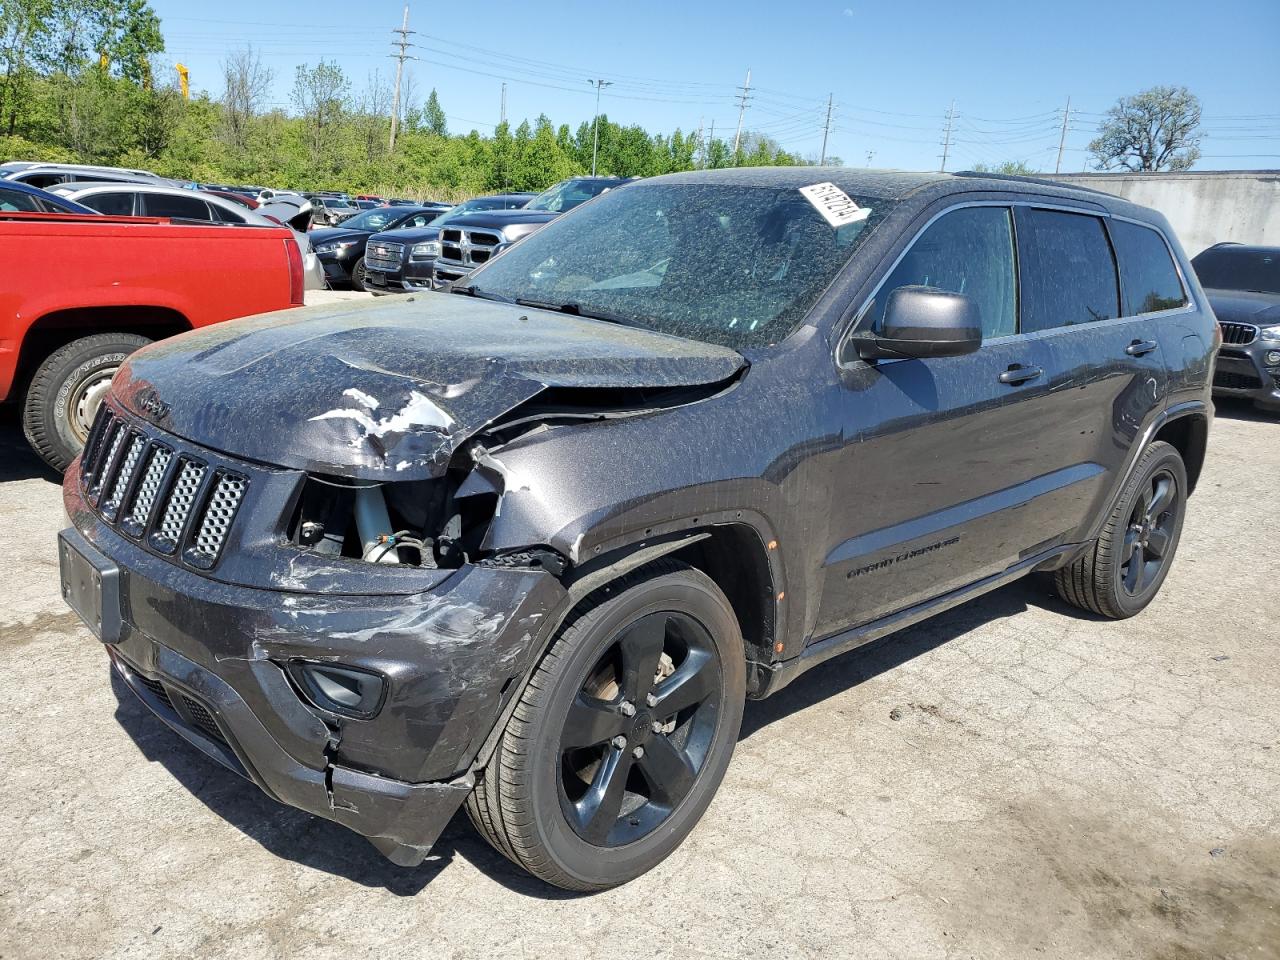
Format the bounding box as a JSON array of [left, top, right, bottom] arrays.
[[526, 179, 618, 213], [1192, 247, 1280, 295], [323, 198, 355, 209], [462, 181, 890, 349], [343, 208, 408, 231]]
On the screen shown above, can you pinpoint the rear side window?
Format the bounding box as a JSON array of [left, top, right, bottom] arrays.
[[1110, 220, 1187, 314], [146, 193, 212, 220], [1019, 209, 1119, 333], [872, 206, 1017, 339], [209, 202, 246, 224], [81, 192, 135, 216]]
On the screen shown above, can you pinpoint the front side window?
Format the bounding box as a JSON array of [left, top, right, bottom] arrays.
[[463, 182, 893, 349], [81, 192, 135, 216], [1019, 209, 1119, 333], [870, 206, 1017, 339], [1110, 220, 1187, 314]]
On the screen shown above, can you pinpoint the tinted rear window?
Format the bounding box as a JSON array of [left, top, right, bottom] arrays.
[[147, 193, 212, 220], [1110, 220, 1186, 314], [1191, 247, 1280, 295], [1019, 209, 1119, 333], [81, 192, 135, 216]]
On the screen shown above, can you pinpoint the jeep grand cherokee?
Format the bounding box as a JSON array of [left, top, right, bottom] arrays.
[[59, 168, 1215, 891]]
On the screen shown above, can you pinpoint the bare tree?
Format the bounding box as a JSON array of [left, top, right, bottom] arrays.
[[220, 46, 273, 153], [1089, 86, 1202, 172], [356, 69, 391, 164]]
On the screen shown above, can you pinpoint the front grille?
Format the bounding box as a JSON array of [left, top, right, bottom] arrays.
[[79, 407, 248, 570], [438, 227, 501, 267], [365, 240, 403, 272], [1214, 370, 1263, 390], [1219, 321, 1258, 345]]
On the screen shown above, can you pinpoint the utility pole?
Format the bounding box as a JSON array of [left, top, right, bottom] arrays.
[[588, 78, 612, 176], [819, 92, 834, 165], [695, 116, 705, 169], [500, 82, 507, 125], [1054, 94, 1072, 174], [865, 150, 875, 167], [706, 119, 715, 169], [388, 5, 415, 151], [732, 68, 751, 161], [939, 99, 956, 172]]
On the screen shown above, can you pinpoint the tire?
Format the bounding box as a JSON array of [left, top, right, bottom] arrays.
[[350, 256, 367, 291], [22, 333, 151, 473], [467, 560, 746, 891], [1054, 440, 1187, 619]]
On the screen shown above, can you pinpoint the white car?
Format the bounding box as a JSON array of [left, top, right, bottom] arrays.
[[51, 182, 326, 291]]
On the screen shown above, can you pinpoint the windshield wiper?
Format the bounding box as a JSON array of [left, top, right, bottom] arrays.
[[451, 284, 515, 304], [514, 298, 645, 329]]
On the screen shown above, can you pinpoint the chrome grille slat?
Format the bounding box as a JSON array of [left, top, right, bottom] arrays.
[[192, 475, 246, 561], [92, 421, 128, 494], [157, 461, 206, 545], [127, 446, 172, 526], [103, 434, 146, 513], [365, 240, 403, 271]]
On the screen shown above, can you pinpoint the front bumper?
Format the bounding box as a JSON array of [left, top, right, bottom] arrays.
[[364, 257, 436, 296], [61, 468, 568, 865], [1213, 340, 1280, 409]]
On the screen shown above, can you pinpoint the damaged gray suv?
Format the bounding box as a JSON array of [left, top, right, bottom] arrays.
[[59, 168, 1215, 890]]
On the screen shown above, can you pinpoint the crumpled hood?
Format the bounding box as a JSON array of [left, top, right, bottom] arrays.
[[112, 295, 746, 480], [1204, 288, 1280, 326]]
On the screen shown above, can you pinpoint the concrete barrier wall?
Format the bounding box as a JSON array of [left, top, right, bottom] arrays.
[[1047, 170, 1280, 257]]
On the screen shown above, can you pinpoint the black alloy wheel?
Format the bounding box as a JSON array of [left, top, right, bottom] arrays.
[[1118, 468, 1179, 597], [466, 561, 745, 891], [1054, 439, 1188, 619], [558, 610, 722, 847]]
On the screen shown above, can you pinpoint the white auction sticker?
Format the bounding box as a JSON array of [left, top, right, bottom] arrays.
[[799, 182, 871, 228]]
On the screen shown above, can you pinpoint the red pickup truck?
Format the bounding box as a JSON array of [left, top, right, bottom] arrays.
[[1, 212, 303, 470]]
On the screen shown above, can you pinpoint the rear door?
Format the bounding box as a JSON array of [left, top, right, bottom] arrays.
[[817, 204, 1068, 633], [1014, 207, 1169, 541]]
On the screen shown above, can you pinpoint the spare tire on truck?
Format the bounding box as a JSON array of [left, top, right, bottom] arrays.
[[22, 332, 151, 473]]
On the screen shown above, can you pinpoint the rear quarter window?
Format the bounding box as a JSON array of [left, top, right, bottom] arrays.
[[81, 192, 135, 216], [1110, 220, 1187, 314]]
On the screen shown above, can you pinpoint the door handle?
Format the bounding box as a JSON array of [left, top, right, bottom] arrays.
[[1125, 339, 1159, 357], [998, 364, 1043, 385]]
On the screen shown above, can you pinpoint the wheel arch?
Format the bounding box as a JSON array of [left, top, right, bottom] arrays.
[[11, 306, 192, 400], [1152, 409, 1209, 496]]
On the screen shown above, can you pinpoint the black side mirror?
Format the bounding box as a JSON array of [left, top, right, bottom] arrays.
[[858, 285, 983, 360]]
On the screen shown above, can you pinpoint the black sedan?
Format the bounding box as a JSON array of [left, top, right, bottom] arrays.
[[311, 204, 451, 289]]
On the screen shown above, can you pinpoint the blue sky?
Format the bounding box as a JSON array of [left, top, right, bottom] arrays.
[[151, 0, 1280, 172]]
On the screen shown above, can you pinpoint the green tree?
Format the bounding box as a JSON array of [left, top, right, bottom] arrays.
[[291, 59, 350, 174], [423, 88, 446, 137], [1089, 85, 1202, 172], [972, 160, 1037, 175]]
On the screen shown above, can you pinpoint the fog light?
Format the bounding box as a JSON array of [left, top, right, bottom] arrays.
[[1265, 350, 1280, 366], [289, 661, 386, 719]]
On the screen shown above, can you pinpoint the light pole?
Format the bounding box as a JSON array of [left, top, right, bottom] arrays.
[[588, 78, 612, 176]]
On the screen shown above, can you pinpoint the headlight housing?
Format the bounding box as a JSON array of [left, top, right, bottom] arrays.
[[314, 240, 357, 256], [1259, 324, 1280, 345], [411, 240, 441, 260]]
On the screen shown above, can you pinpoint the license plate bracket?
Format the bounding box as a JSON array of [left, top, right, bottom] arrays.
[[58, 528, 122, 644]]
